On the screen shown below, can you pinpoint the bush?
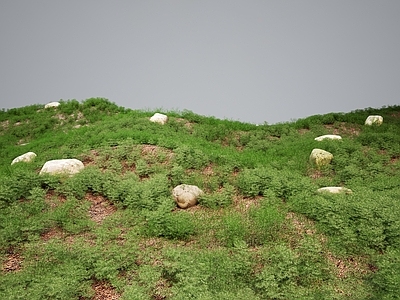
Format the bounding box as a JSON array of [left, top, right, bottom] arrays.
[[144, 203, 195, 240], [174, 145, 209, 170], [247, 201, 285, 246], [199, 184, 234, 209], [370, 248, 400, 299], [218, 212, 247, 247], [237, 167, 314, 200]]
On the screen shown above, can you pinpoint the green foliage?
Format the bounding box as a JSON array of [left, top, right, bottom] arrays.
[[0, 101, 399, 298], [198, 184, 234, 208], [163, 248, 253, 298], [0, 242, 93, 299], [290, 189, 400, 255], [49, 197, 92, 234], [218, 212, 247, 247], [246, 200, 286, 246], [370, 248, 400, 299], [237, 167, 314, 200], [252, 241, 335, 299], [174, 145, 209, 169], [143, 205, 196, 240]]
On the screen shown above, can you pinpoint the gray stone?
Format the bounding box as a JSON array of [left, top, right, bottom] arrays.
[[150, 113, 168, 125], [45, 101, 60, 109], [314, 134, 342, 141], [11, 152, 37, 165], [365, 115, 383, 126], [39, 159, 84, 176], [317, 187, 352, 194], [172, 184, 203, 209], [309, 148, 333, 168]]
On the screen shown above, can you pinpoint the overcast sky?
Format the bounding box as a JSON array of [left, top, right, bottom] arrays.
[[1, 1, 399, 124]]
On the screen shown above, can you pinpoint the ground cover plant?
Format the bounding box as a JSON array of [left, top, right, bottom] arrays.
[[1, 98, 399, 299]]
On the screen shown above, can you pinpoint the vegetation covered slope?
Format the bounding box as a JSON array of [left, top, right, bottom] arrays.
[[1, 98, 399, 299]]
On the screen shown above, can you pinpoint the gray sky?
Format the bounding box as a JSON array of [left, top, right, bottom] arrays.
[[1, 1, 399, 124]]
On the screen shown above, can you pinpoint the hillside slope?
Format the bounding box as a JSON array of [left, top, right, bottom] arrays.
[[1, 98, 400, 299]]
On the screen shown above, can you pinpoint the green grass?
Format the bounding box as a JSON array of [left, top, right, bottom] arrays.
[[1, 98, 400, 299]]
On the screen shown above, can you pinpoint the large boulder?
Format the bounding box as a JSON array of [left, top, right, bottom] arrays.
[[172, 184, 203, 209], [314, 135, 342, 141], [317, 187, 352, 194], [11, 152, 37, 165], [365, 115, 383, 126], [150, 113, 168, 125], [309, 149, 333, 168], [39, 159, 84, 176], [45, 101, 60, 109]]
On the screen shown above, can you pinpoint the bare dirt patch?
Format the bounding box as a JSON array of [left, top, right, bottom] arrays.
[[86, 193, 116, 224], [175, 118, 194, 131], [141, 145, 159, 155], [91, 280, 121, 300], [41, 227, 66, 241], [141, 144, 174, 163], [327, 253, 373, 279], [45, 190, 67, 209], [202, 164, 215, 176], [81, 150, 100, 167], [298, 128, 310, 135], [390, 111, 400, 118], [2, 253, 23, 273], [286, 212, 316, 236], [390, 156, 400, 164], [324, 122, 361, 137], [233, 195, 263, 213]]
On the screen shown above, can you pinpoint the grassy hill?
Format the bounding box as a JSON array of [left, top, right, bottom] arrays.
[[1, 98, 399, 299]]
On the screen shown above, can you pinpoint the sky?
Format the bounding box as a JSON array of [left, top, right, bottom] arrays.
[[0, 1, 399, 124]]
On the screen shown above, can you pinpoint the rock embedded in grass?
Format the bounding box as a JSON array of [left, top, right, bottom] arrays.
[[39, 159, 84, 176], [314, 135, 342, 141], [309, 149, 333, 168], [365, 115, 383, 126], [172, 184, 204, 209], [317, 187, 352, 194], [11, 151, 37, 165], [150, 113, 168, 125], [44, 101, 60, 109]]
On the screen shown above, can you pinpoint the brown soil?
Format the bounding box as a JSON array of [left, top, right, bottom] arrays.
[[323, 122, 361, 136], [86, 193, 116, 224], [327, 253, 374, 279], [91, 280, 121, 300], [233, 195, 263, 213], [286, 212, 316, 236], [45, 190, 67, 209], [40, 227, 66, 241], [2, 253, 23, 273]]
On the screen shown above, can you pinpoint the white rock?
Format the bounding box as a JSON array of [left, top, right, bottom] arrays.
[[45, 102, 60, 108], [314, 135, 342, 141], [309, 148, 333, 168], [317, 187, 352, 194], [365, 115, 383, 126], [150, 113, 168, 125], [11, 152, 37, 165], [172, 184, 204, 209], [39, 159, 84, 176]]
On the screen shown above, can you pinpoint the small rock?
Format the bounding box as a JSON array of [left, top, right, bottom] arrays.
[[317, 187, 352, 194], [39, 159, 84, 176], [309, 148, 333, 168], [314, 135, 342, 141], [172, 184, 203, 209], [45, 102, 60, 108], [365, 115, 383, 126], [11, 152, 37, 165], [150, 113, 168, 125]]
